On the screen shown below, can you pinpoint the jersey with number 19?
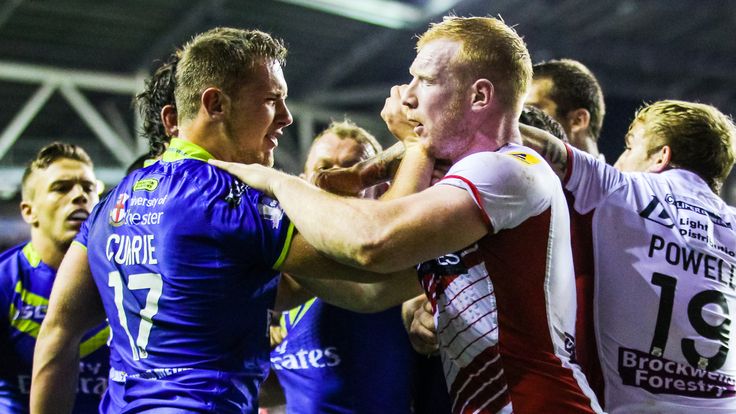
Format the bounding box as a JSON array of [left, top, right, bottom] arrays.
[[76, 138, 293, 413], [565, 145, 736, 412]]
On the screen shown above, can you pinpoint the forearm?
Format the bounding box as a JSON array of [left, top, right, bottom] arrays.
[[380, 144, 434, 200], [31, 324, 82, 413], [519, 124, 569, 179], [313, 142, 405, 195], [293, 268, 421, 313], [272, 146, 434, 270]]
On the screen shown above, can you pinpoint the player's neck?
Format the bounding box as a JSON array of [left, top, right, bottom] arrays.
[[462, 112, 522, 159], [30, 231, 66, 270], [569, 134, 600, 158], [177, 119, 237, 162]]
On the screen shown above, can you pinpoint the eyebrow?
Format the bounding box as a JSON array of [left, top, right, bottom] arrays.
[[49, 178, 95, 187]]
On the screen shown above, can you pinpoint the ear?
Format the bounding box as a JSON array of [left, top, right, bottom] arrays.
[[160, 104, 178, 137], [566, 108, 591, 135], [20, 200, 37, 225], [470, 79, 493, 110], [200, 87, 229, 120], [649, 145, 672, 173]]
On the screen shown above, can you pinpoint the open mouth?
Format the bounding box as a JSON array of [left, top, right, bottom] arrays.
[[266, 133, 281, 148], [67, 209, 90, 223]]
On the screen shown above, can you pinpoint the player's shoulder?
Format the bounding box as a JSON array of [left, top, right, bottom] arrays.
[[0, 243, 25, 303], [0, 243, 25, 271]]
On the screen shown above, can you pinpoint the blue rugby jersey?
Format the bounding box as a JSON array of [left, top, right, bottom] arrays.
[[272, 298, 414, 413], [0, 242, 110, 413], [77, 138, 293, 413]]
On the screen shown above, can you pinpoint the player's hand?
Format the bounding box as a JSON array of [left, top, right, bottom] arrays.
[[402, 296, 438, 355], [381, 85, 420, 145], [269, 324, 286, 348], [208, 159, 286, 196], [312, 165, 364, 196]]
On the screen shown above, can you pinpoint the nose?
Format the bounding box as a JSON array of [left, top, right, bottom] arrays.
[[70, 183, 91, 205], [402, 80, 418, 109], [277, 101, 293, 128]]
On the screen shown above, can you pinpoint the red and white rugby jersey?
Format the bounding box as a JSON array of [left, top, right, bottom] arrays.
[[566, 145, 736, 413], [418, 144, 602, 414]]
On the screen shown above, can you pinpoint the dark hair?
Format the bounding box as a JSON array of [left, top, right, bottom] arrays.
[[134, 50, 180, 158], [519, 105, 568, 142], [22, 142, 93, 199], [533, 59, 605, 140]]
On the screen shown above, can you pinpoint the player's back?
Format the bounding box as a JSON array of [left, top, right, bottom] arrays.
[[82, 139, 292, 413], [566, 147, 736, 412], [592, 169, 736, 412]]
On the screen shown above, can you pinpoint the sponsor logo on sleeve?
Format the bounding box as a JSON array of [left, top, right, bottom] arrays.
[[258, 198, 284, 229], [133, 178, 159, 192], [507, 152, 541, 165]]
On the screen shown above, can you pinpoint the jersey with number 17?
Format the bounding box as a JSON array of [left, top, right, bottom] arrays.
[[76, 139, 293, 413], [566, 145, 736, 413]]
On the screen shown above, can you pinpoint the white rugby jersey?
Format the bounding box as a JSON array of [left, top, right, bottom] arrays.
[[566, 145, 736, 413], [419, 144, 602, 414]]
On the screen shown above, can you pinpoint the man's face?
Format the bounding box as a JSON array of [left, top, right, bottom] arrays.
[[225, 59, 293, 166], [526, 78, 571, 136], [303, 133, 370, 185], [21, 159, 99, 249], [402, 39, 469, 159], [614, 121, 661, 172]]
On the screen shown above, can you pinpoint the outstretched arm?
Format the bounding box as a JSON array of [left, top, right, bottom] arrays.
[[210, 151, 486, 273], [520, 123, 569, 180], [31, 244, 105, 414], [275, 234, 423, 312]]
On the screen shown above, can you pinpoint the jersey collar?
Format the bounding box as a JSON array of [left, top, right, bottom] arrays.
[[162, 138, 214, 162], [22, 242, 42, 268]]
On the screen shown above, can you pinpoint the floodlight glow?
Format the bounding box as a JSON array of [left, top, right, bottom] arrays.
[[278, 0, 423, 29]]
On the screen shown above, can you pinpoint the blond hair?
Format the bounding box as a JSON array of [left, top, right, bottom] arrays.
[[175, 27, 287, 121], [21, 142, 93, 200], [313, 119, 382, 157], [417, 16, 532, 109], [633, 100, 736, 193]]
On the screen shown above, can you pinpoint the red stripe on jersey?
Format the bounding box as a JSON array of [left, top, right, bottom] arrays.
[[563, 143, 575, 184], [447, 322, 498, 361], [449, 347, 510, 414], [479, 209, 598, 413], [438, 291, 496, 336], [443, 274, 487, 309], [566, 191, 605, 403], [443, 175, 492, 227]]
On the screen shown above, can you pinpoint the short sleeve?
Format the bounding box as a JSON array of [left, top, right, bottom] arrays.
[[208, 175, 294, 270], [565, 144, 628, 214], [437, 150, 554, 233]]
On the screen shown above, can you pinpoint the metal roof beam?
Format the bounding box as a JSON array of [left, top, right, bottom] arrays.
[[0, 60, 139, 94], [59, 83, 135, 166], [0, 82, 56, 160]]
